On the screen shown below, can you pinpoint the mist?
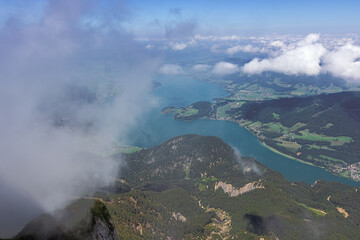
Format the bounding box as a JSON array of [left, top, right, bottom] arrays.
[[233, 148, 263, 176], [0, 0, 160, 237]]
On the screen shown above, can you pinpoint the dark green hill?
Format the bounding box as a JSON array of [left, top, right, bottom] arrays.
[[239, 91, 360, 137], [120, 134, 262, 185]]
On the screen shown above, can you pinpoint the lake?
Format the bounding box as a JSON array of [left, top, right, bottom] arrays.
[[127, 75, 360, 186]]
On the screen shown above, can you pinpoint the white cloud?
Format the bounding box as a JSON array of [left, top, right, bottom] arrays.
[[212, 61, 240, 75], [193, 35, 242, 41], [187, 39, 197, 46], [145, 44, 154, 49], [270, 40, 285, 48], [218, 35, 241, 41], [226, 44, 262, 54], [172, 42, 187, 50], [159, 64, 183, 75], [243, 34, 327, 76], [301, 33, 321, 45], [0, 0, 160, 233], [193, 64, 210, 72], [323, 44, 360, 81]]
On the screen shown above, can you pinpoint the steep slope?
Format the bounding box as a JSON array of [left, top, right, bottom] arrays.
[[15, 199, 118, 240]]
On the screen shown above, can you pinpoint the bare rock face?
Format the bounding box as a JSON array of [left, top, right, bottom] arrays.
[[215, 180, 265, 197], [92, 218, 118, 240], [172, 212, 187, 222], [16, 199, 119, 240]]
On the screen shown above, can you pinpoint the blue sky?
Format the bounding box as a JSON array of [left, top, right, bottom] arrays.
[[128, 0, 360, 36], [1, 0, 359, 37]]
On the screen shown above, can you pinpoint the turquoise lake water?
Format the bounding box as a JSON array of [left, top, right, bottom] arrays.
[[127, 76, 360, 186]]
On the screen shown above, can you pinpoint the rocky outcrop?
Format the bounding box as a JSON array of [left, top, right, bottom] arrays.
[[172, 212, 187, 222], [337, 207, 349, 218], [16, 199, 118, 240], [92, 218, 118, 240], [215, 180, 264, 197]]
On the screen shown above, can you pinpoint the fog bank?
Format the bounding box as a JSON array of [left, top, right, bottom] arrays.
[[0, 0, 159, 237]]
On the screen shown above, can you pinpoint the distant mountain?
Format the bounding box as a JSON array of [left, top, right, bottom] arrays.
[[164, 92, 360, 181], [192, 70, 360, 101], [15, 135, 360, 239]]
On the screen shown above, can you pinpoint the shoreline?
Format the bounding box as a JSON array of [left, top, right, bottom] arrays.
[[229, 118, 359, 182], [231, 119, 316, 166], [202, 116, 317, 166], [214, 116, 358, 181], [232, 120, 359, 181], [260, 140, 314, 166], [168, 112, 358, 183], [159, 78, 359, 183]]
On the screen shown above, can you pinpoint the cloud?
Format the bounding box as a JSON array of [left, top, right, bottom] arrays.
[[270, 40, 285, 48], [0, 0, 159, 236], [243, 34, 327, 76], [159, 64, 183, 75], [233, 148, 262, 175], [322, 44, 360, 82], [243, 34, 326, 75], [194, 35, 242, 41], [212, 61, 240, 75], [193, 64, 211, 72], [242, 34, 360, 81], [171, 42, 187, 50], [226, 44, 263, 54]]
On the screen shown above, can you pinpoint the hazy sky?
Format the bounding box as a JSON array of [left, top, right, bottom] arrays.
[[129, 0, 360, 36], [1, 0, 359, 37]]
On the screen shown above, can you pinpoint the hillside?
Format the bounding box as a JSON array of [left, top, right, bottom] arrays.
[[108, 135, 360, 239], [13, 134, 360, 239], [14, 199, 118, 240], [163, 92, 360, 181]]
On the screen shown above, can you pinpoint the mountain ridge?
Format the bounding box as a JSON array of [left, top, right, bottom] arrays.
[[12, 134, 360, 239]]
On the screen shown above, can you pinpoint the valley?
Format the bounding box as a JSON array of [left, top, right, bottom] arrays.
[[163, 86, 360, 182]]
